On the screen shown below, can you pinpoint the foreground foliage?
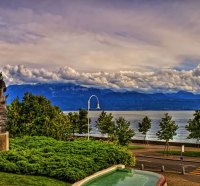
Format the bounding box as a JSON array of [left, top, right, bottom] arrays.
[[0, 136, 135, 183], [0, 172, 70, 186], [7, 93, 72, 140], [7, 93, 91, 141]]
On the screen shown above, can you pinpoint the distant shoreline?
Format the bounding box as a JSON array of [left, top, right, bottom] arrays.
[[67, 111, 196, 144]]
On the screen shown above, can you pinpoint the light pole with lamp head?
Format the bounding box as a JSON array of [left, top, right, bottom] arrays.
[[88, 95, 100, 140]]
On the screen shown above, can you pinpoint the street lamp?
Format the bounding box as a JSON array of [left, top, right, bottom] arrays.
[[88, 95, 100, 140]]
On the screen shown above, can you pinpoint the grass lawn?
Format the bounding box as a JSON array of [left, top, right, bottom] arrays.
[[0, 172, 71, 186], [157, 150, 200, 157], [128, 145, 145, 150]]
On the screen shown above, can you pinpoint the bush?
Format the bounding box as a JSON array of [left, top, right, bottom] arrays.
[[0, 136, 135, 183], [6, 93, 72, 140]]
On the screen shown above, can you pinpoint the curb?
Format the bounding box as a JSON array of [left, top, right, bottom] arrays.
[[136, 155, 200, 163]]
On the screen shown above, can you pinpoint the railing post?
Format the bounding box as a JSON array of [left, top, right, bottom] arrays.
[[161, 165, 165, 172], [181, 166, 185, 175]]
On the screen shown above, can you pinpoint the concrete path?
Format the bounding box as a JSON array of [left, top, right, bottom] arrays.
[[162, 172, 200, 186], [131, 143, 200, 163], [130, 143, 200, 176], [135, 156, 200, 173]]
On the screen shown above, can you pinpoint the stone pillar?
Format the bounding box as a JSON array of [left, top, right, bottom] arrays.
[[0, 77, 8, 151], [0, 99, 8, 151], [0, 131, 9, 151], [0, 96, 7, 133]]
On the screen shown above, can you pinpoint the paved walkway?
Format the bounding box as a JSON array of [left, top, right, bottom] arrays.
[[131, 143, 200, 185], [131, 143, 200, 162], [161, 172, 200, 186]]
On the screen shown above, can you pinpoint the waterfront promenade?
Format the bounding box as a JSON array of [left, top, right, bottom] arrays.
[[131, 143, 200, 186]]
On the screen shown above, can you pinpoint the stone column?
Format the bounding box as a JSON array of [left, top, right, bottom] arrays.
[[0, 77, 8, 151], [0, 132, 9, 151], [0, 95, 6, 133]]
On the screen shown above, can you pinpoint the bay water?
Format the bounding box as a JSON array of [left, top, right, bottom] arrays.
[[65, 111, 196, 144]]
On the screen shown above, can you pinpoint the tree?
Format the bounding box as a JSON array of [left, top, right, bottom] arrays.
[[6, 97, 22, 136], [138, 116, 151, 144], [115, 117, 135, 146], [156, 113, 178, 154], [76, 109, 89, 134], [6, 92, 72, 140], [185, 110, 200, 147], [51, 112, 72, 140], [95, 111, 115, 140], [68, 112, 79, 136], [96, 113, 135, 146]]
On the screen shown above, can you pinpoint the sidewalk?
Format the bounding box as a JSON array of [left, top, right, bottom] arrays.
[[130, 143, 200, 163]]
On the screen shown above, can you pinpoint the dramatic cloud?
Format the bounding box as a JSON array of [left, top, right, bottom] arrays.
[[2, 64, 200, 93]]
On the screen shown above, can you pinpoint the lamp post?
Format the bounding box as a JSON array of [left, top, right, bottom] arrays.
[[88, 95, 100, 140]]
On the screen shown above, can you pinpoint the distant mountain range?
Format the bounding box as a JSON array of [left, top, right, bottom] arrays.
[[6, 83, 200, 111]]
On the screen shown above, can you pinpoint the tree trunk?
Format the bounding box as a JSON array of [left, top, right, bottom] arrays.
[[144, 135, 148, 145], [163, 142, 167, 154], [166, 140, 170, 156], [197, 139, 200, 148]]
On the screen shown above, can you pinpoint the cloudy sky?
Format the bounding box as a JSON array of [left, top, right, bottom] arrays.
[[0, 0, 200, 93]]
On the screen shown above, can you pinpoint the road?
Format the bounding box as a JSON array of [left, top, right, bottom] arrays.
[[135, 156, 200, 174]]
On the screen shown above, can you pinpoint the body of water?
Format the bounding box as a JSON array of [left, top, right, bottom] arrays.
[[65, 111, 196, 144]]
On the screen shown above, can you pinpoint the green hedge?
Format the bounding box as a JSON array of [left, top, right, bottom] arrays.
[[0, 136, 135, 183]]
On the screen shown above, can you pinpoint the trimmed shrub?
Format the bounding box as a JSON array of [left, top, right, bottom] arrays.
[[0, 136, 135, 183]]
